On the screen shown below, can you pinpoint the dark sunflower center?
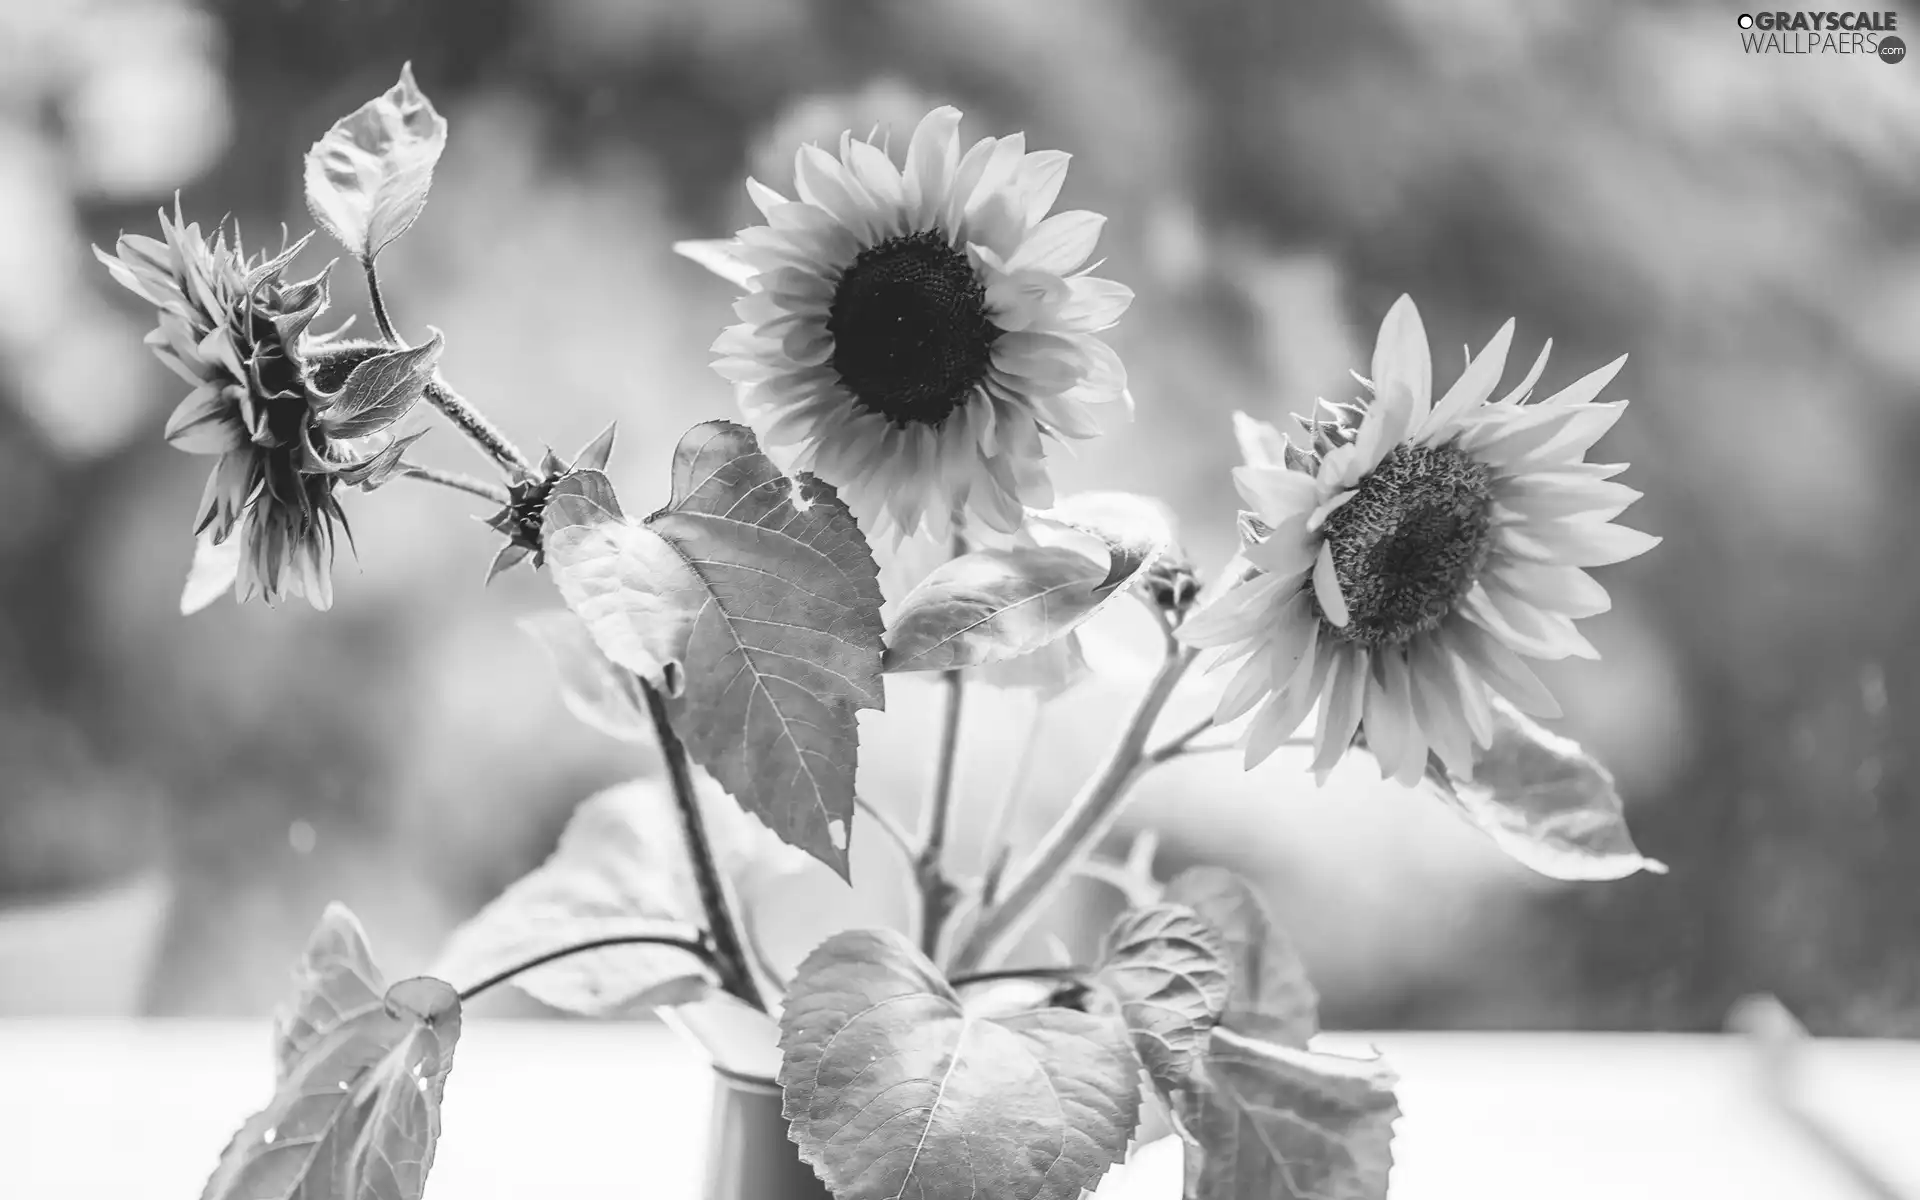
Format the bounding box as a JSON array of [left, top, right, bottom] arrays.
[[826, 230, 998, 427], [1313, 442, 1495, 646]]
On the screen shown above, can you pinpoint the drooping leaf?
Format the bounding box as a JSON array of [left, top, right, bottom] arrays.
[[1165, 867, 1319, 1049], [885, 492, 1170, 675], [316, 329, 442, 439], [1179, 1028, 1399, 1200], [779, 929, 1142, 1200], [883, 546, 1125, 672], [1422, 695, 1668, 881], [203, 905, 461, 1200], [304, 63, 448, 263], [518, 610, 651, 743], [429, 782, 722, 1014], [1027, 490, 1175, 596], [541, 469, 704, 698], [1094, 904, 1230, 1101], [542, 422, 887, 878]]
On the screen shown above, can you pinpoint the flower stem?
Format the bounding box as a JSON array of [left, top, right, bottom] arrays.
[[455, 930, 716, 1003], [398, 461, 511, 505], [914, 526, 971, 963], [425, 378, 539, 481], [637, 677, 766, 1011], [949, 643, 1200, 973], [364, 260, 401, 345], [915, 667, 966, 961], [946, 964, 1087, 991], [1143, 714, 1218, 766]]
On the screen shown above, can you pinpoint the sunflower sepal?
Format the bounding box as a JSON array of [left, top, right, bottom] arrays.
[[312, 329, 443, 440], [333, 430, 428, 491], [302, 338, 392, 396], [264, 264, 334, 345]]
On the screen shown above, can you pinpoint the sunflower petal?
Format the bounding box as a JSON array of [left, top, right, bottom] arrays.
[[1423, 318, 1514, 438], [1312, 541, 1349, 627], [1370, 294, 1432, 423]]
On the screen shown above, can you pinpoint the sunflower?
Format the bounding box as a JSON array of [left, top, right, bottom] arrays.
[[1179, 296, 1659, 784], [98, 207, 426, 610], [677, 106, 1132, 541]]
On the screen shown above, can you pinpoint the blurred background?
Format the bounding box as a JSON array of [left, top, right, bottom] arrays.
[[0, 0, 1914, 1038]]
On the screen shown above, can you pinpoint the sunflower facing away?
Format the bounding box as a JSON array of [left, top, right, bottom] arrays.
[[677, 106, 1132, 541], [1179, 296, 1659, 784], [99, 208, 425, 610]]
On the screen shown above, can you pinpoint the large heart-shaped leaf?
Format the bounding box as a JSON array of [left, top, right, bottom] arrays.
[[1422, 696, 1668, 881], [542, 422, 887, 878], [779, 929, 1142, 1200], [1179, 1028, 1400, 1200], [1165, 867, 1319, 1048], [304, 63, 448, 263], [429, 781, 719, 1014], [884, 492, 1170, 674], [1094, 904, 1230, 1101], [203, 905, 462, 1200]]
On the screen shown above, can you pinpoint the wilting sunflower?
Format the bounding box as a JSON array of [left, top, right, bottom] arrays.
[[677, 106, 1132, 541], [98, 207, 431, 610], [1179, 296, 1659, 784]]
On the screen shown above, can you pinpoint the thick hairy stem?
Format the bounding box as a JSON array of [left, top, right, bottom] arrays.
[[398, 461, 511, 505], [456, 931, 716, 1003], [950, 645, 1200, 972], [639, 678, 766, 1011], [424, 378, 539, 480]]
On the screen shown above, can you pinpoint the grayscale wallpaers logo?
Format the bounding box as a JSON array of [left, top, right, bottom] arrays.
[[1737, 11, 1904, 59]]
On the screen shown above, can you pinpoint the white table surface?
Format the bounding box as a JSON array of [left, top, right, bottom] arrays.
[[5, 1019, 1917, 1199]]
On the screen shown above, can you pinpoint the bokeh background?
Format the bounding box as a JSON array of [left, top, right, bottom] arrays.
[[1, 0, 1914, 1038]]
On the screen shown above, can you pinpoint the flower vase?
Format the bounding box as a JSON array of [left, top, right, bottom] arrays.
[[666, 1000, 828, 1200], [701, 1065, 832, 1200]]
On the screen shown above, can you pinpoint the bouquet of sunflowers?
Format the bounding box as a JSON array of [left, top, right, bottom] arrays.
[[101, 65, 1660, 1200]]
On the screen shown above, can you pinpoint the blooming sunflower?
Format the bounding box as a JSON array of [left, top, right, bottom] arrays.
[[98, 207, 430, 610], [677, 106, 1132, 541], [1179, 296, 1659, 784]]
